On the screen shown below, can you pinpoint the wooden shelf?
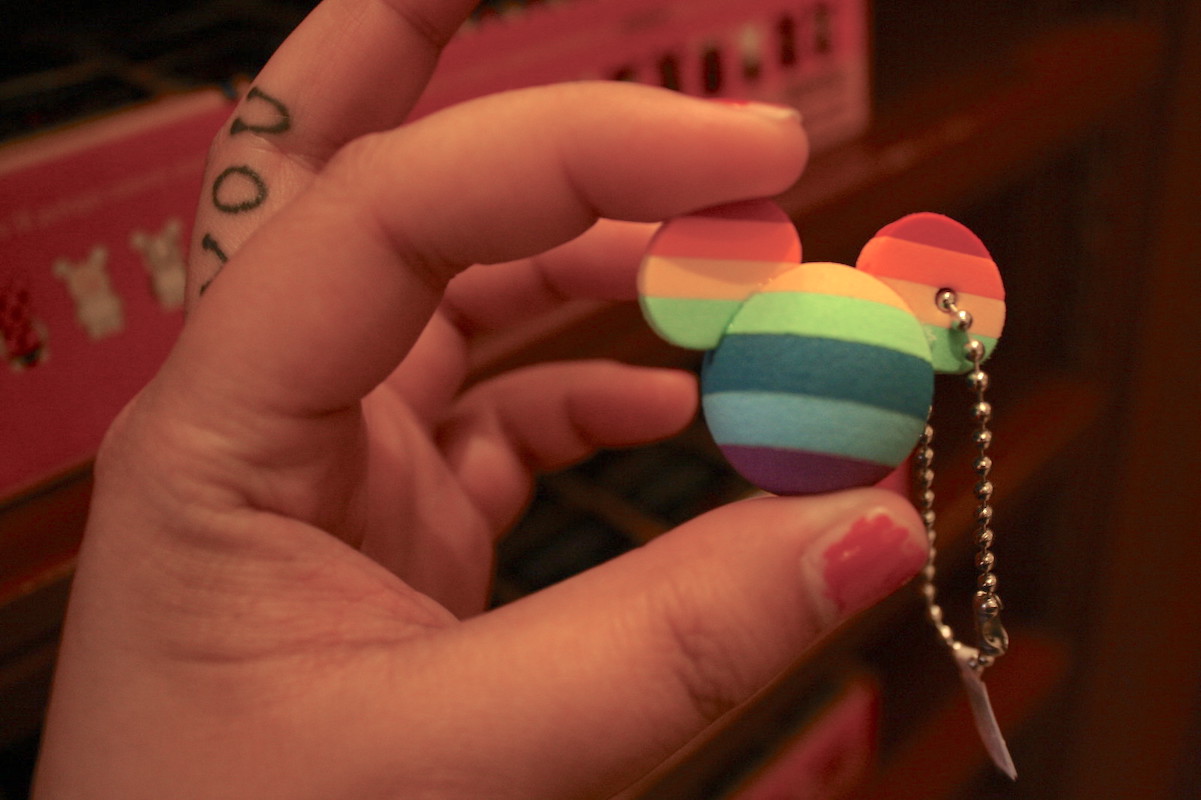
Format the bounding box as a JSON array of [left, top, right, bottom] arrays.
[[859, 630, 1071, 800], [781, 19, 1162, 251], [0, 472, 90, 606]]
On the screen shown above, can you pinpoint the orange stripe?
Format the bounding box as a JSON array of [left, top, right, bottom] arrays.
[[883, 277, 1006, 338], [858, 236, 1004, 299], [639, 255, 794, 300], [759, 262, 912, 312]]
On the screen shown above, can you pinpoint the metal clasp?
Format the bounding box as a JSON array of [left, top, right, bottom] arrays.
[[974, 591, 1009, 659]]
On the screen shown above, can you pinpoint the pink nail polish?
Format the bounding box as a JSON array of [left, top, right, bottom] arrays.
[[819, 512, 925, 615]]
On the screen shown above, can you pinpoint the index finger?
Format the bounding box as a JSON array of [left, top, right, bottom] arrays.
[[170, 84, 808, 426]]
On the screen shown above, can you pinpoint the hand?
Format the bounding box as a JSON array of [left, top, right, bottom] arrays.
[[34, 2, 927, 797]]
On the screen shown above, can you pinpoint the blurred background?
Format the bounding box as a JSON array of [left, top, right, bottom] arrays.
[[1, 1, 1198, 798]]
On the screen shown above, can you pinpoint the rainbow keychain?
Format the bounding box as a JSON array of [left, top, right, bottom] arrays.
[[638, 199, 1016, 779]]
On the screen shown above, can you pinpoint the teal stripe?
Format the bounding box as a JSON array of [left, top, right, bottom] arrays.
[[702, 391, 926, 465], [702, 334, 933, 418], [639, 295, 742, 350], [726, 292, 930, 361]]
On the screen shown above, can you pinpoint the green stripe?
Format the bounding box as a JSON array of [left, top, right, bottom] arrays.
[[926, 326, 1000, 374], [639, 295, 742, 350], [726, 293, 930, 361]]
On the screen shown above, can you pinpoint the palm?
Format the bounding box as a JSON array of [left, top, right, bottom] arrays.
[[191, 138, 698, 618], [357, 318, 497, 617], [180, 2, 748, 620], [180, 4, 501, 616]]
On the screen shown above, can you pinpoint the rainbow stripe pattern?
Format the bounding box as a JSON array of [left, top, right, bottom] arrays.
[[638, 201, 800, 350], [701, 262, 932, 495], [857, 212, 1005, 374], [637, 200, 1005, 496]]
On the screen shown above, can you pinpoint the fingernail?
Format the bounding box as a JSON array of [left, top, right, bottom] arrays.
[[713, 99, 803, 124], [806, 509, 926, 620]]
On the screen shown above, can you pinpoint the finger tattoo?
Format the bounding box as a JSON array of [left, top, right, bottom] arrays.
[[229, 87, 292, 136], [211, 165, 269, 214], [199, 86, 292, 294]]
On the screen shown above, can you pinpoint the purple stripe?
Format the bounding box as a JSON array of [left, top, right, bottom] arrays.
[[720, 445, 894, 496]]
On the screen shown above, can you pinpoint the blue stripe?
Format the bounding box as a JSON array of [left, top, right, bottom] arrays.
[[702, 334, 933, 419], [702, 391, 926, 466]]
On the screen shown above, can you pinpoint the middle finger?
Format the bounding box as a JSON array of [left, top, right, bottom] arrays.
[[386, 219, 659, 423], [443, 218, 659, 337]]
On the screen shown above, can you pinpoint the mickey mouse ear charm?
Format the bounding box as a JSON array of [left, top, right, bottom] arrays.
[[857, 213, 1006, 374], [637, 201, 1006, 497]]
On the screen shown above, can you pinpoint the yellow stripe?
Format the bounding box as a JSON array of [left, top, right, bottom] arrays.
[[639, 255, 793, 300], [882, 277, 1006, 337], [759, 262, 912, 312]]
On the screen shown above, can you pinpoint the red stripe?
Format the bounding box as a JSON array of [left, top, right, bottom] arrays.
[[648, 200, 801, 262], [872, 212, 991, 258]]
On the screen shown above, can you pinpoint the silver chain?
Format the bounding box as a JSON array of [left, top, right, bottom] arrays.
[[916, 289, 1008, 672]]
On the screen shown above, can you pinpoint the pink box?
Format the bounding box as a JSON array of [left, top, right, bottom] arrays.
[[0, 90, 234, 501], [0, 0, 871, 503], [415, 0, 870, 152]]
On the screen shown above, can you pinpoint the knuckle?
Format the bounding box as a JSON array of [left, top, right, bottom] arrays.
[[652, 584, 757, 724], [377, 0, 456, 51], [321, 134, 458, 290]]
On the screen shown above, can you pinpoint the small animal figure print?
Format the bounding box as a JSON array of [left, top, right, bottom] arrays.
[[53, 245, 124, 340]]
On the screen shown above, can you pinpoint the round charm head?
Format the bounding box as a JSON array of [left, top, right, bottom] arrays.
[[639, 200, 1005, 496]]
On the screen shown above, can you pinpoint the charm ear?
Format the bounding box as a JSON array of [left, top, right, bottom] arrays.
[[638, 200, 801, 350], [856, 213, 1005, 374]]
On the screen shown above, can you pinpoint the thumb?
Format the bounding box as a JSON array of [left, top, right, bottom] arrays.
[[399, 488, 926, 799]]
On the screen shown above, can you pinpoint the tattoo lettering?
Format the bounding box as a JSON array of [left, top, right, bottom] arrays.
[[198, 234, 228, 295], [229, 87, 292, 136], [199, 86, 293, 297], [201, 233, 229, 263], [211, 165, 269, 214]]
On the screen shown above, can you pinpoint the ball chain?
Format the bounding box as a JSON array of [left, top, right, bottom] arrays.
[[917, 289, 1009, 672]]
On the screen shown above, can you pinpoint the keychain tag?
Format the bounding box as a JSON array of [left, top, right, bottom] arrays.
[[953, 644, 1017, 779]]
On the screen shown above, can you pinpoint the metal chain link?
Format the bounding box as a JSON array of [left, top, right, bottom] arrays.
[[916, 289, 1008, 672]]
